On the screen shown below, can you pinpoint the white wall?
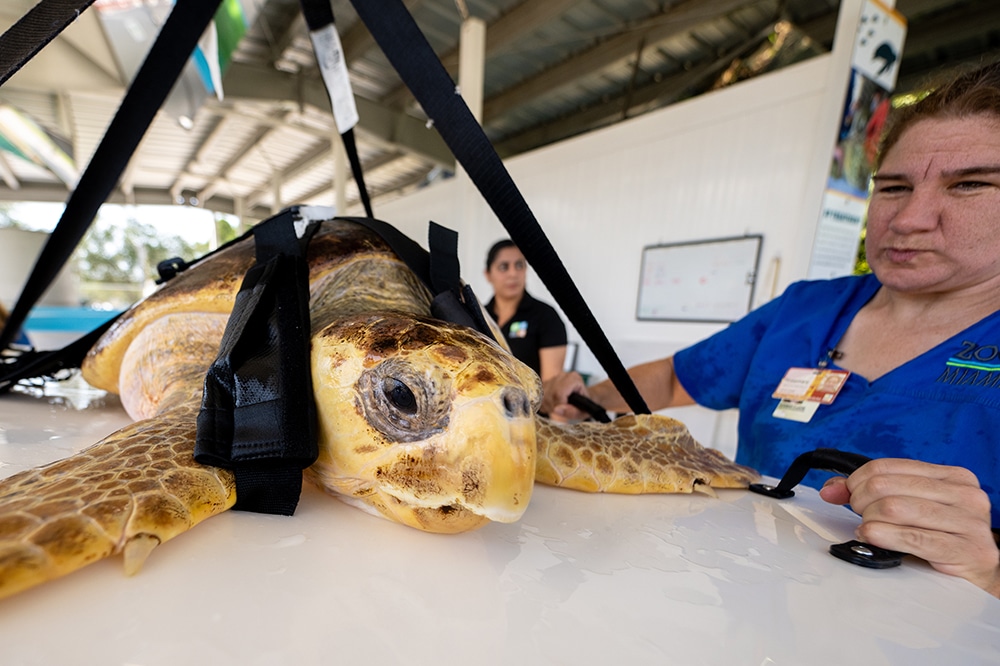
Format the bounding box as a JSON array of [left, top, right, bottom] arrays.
[[378, 54, 835, 336], [0, 227, 78, 308]]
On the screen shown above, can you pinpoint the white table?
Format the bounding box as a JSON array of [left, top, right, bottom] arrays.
[[1, 380, 999, 665]]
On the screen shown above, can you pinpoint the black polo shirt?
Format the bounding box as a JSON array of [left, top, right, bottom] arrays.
[[486, 291, 567, 375]]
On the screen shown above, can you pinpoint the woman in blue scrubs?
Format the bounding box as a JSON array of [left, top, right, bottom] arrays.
[[543, 61, 1000, 597]]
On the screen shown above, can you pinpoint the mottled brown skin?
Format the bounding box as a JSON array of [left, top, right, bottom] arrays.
[[0, 219, 756, 601]]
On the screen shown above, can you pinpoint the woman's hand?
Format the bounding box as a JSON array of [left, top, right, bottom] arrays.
[[541, 371, 589, 421], [820, 458, 1000, 597]]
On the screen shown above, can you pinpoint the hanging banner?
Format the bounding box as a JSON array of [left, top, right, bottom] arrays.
[[807, 0, 906, 280], [95, 0, 256, 125]]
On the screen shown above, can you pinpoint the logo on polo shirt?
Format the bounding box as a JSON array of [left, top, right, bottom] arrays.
[[938, 340, 1000, 387], [508, 321, 528, 339]]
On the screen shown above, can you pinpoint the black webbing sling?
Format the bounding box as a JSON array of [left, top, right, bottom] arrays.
[[348, 0, 650, 415], [194, 207, 498, 515], [195, 208, 319, 515]]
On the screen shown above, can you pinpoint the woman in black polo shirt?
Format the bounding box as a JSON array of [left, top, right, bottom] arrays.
[[484, 239, 568, 381]]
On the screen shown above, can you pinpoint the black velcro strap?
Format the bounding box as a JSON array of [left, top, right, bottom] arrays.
[[194, 209, 319, 515], [428, 221, 460, 295], [426, 222, 495, 340]]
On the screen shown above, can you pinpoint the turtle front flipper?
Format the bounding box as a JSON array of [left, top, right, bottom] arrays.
[[0, 404, 235, 600], [534, 414, 758, 494]]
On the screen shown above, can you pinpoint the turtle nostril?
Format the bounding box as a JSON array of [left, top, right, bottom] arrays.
[[501, 387, 531, 419]]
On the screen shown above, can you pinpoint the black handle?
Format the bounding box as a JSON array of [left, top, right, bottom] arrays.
[[749, 448, 872, 499], [567, 392, 611, 423], [748, 448, 906, 569]]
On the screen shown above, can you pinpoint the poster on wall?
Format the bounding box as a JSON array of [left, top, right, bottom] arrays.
[[807, 0, 906, 280]]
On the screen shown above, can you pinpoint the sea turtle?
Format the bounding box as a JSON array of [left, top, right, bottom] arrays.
[[0, 218, 756, 600]]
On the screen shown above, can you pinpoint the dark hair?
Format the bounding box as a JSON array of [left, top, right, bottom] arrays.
[[486, 239, 517, 270], [877, 59, 1000, 170]]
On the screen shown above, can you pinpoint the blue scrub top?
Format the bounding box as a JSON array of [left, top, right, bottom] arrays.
[[674, 274, 1000, 526]]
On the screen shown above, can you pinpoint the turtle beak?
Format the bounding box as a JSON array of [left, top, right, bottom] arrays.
[[440, 383, 536, 524]]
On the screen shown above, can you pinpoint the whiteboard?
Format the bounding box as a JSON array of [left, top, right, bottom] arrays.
[[636, 235, 762, 323]]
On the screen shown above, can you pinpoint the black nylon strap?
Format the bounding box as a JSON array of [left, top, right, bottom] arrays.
[[0, 0, 97, 86], [298, 0, 373, 218], [428, 221, 460, 295], [426, 222, 495, 339], [195, 208, 319, 515], [341, 128, 373, 217], [337, 215, 430, 283], [0, 0, 223, 351], [0, 315, 118, 394], [337, 216, 498, 343], [348, 0, 650, 414]]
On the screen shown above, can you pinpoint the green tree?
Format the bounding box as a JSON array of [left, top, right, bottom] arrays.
[[76, 215, 210, 307], [0, 203, 30, 230]]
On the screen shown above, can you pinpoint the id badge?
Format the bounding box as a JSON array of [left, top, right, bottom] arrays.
[[772, 399, 820, 422], [772, 367, 850, 422], [773, 367, 850, 403]]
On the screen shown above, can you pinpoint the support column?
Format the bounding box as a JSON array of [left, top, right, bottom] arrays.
[[271, 177, 283, 215], [456, 16, 487, 275]]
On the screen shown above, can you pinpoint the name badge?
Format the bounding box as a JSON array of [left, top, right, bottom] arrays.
[[772, 367, 850, 423], [772, 368, 850, 404]]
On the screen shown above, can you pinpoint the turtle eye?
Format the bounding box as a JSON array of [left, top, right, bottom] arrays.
[[358, 358, 450, 442], [383, 378, 418, 414]]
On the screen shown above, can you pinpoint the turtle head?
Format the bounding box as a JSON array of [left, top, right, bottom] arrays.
[[306, 313, 541, 533]]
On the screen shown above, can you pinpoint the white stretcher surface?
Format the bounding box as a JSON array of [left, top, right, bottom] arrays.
[[1, 380, 998, 666]]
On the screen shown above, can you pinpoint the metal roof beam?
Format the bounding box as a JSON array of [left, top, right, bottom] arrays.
[[244, 139, 333, 209], [494, 26, 765, 156], [895, 0, 1000, 87], [0, 152, 20, 190], [192, 109, 290, 205], [380, 0, 581, 109], [222, 62, 454, 168]]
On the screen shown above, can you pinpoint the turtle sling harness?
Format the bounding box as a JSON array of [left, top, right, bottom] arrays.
[[193, 206, 501, 515], [0, 0, 649, 516]]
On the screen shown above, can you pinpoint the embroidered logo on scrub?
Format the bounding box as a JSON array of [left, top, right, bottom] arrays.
[[508, 321, 528, 339], [939, 340, 1000, 386]]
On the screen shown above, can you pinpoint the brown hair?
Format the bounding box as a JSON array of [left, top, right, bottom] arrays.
[[485, 239, 517, 270], [876, 59, 1000, 170]]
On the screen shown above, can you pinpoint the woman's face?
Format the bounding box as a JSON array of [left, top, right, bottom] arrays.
[[485, 247, 527, 300], [866, 114, 1000, 296]]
